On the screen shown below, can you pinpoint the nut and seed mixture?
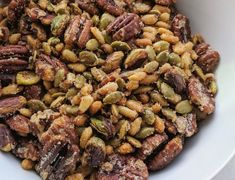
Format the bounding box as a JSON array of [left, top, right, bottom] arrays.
[[0, 0, 220, 179]]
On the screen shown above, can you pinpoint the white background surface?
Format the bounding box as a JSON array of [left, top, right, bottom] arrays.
[[214, 157, 235, 180]]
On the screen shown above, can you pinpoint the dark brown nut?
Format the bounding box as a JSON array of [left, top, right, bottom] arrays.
[[19, 15, 32, 35], [155, 0, 176, 6], [96, 0, 124, 16], [97, 154, 148, 180], [31, 23, 47, 42], [0, 96, 26, 117], [0, 74, 16, 86], [175, 113, 198, 137], [0, 27, 9, 42], [76, 0, 99, 15], [0, 45, 29, 59], [36, 140, 79, 180], [107, 13, 143, 41], [188, 77, 215, 114], [0, 58, 28, 73], [165, 68, 186, 94], [24, 85, 42, 100], [197, 49, 220, 73], [0, 123, 16, 152], [85, 136, 106, 167], [13, 140, 40, 161], [77, 18, 92, 49], [7, 0, 26, 21], [6, 115, 30, 134], [137, 134, 168, 160], [194, 43, 210, 56], [148, 136, 184, 171], [64, 15, 81, 47], [171, 14, 191, 43]]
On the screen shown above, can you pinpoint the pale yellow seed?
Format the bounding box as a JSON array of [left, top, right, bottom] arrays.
[[117, 143, 134, 154], [153, 5, 171, 13], [78, 95, 94, 114], [80, 83, 93, 96], [128, 117, 142, 136], [62, 49, 78, 63], [135, 38, 152, 47], [90, 27, 105, 44], [66, 173, 84, 180], [126, 100, 144, 113], [126, 80, 139, 91], [97, 82, 118, 95], [160, 33, 179, 44], [158, 27, 173, 35], [154, 115, 165, 133], [80, 127, 93, 149], [173, 42, 194, 55], [142, 32, 156, 42], [160, 12, 170, 22], [19, 108, 32, 117], [9, 33, 21, 44], [151, 103, 162, 113], [74, 114, 89, 126], [89, 101, 102, 115], [118, 106, 138, 120], [21, 159, 34, 170], [141, 14, 158, 25], [106, 145, 114, 155], [156, 21, 170, 29], [128, 72, 147, 81], [140, 74, 158, 85]]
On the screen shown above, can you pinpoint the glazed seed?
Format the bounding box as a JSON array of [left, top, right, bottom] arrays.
[[89, 101, 102, 115], [118, 120, 130, 139], [21, 159, 34, 170], [175, 100, 193, 114], [80, 127, 93, 149], [111, 41, 131, 51], [145, 45, 156, 61], [78, 95, 94, 114], [9, 33, 21, 44], [16, 71, 40, 85], [142, 109, 155, 125], [62, 49, 78, 63], [128, 72, 147, 81], [118, 106, 138, 120], [68, 63, 87, 73], [156, 50, 169, 65], [160, 82, 181, 104], [99, 13, 115, 30], [27, 99, 47, 112], [128, 117, 142, 136], [162, 108, 177, 122], [126, 136, 142, 148], [168, 52, 182, 67], [141, 14, 158, 25], [86, 39, 99, 51], [135, 127, 155, 139], [144, 61, 159, 73], [103, 91, 123, 104], [54, 69, 65, 87], [90, 27, 105, 44], [126, 100, 144, 113], [117, 143, 134, 154], [153, 41, 170, 53]]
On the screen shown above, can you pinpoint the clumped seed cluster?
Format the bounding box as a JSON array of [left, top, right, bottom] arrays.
[[0, 0, 220, 179]]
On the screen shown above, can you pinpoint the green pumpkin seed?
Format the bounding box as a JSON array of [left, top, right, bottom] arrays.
[[145, 45, 156, 61], [54, 69, 66, 87], [153, 40, 170, 53], [135, 127, 155, 139], [79, 51, 98, 66], [109, 138, 121, 148], [66, 88, 78, 98], [86, 39, 99, 51], [62, 49, 78, 63], [103, 91, 123, 104], [90, 118, 115, 138], [209, 80, 217, 95], [144, 61, 159, 73], [42, 42, 51, 55], [1, 84, 23, 96], [193, 64, 205, 81], [99, 13, 115, 30], [48, 37, 60, 45], [116, 78, 126, 91], [16, 71, 40, 85], [126, 136, 142, 148], [150, 91, 169, 106], [85, 136, 106, 154], [27, 99, 47, 112], [162, 108, 177, 122], [51, 14, 70, 36], [142, 109, 155, 125], [175, 100, 193, 114], [168, 52, 181, 67], [91, 15, 100, 27], [111, 41, 131, 52], [74, 75, 86, 89], [160, 82, 181, 104], [156, 50, 169, 65]]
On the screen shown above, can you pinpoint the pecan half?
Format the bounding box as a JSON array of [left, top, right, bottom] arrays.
[[13, 139, 40, 161], [97, 154, 148, 180], [6, 115, 30, 135], [188, 77, 215, 114], [0, 123, 16, 152], [107, 13, 143, 41], [0, 45, 29, 59], [0, 96, 27, 117], [0, 58, 28, 73], [148, 136, 184, 171], [96, 0, 124, 16], [195, 43, 220, 73], [155, 0, 176, 6], [165, 68, 186, 94], [175, 113, 198, 137], [7, 0, 26, 21], [137, 134, 168, 160], [171, 14, 191, 43], [76, 0, 99, 15], [26, 7, 54, 25], [164, 120, 177, 135], [78, 18, 92, 49], [36, 140, 79, 180]]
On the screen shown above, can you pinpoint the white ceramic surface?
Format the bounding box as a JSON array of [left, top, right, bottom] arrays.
[[1, 0, 235, 179]]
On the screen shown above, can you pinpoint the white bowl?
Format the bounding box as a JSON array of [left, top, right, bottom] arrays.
[[1, 0, 235, 179]]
